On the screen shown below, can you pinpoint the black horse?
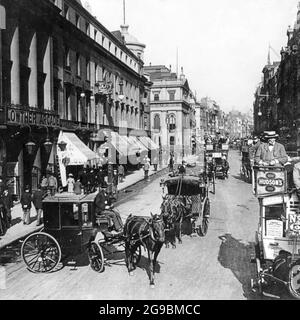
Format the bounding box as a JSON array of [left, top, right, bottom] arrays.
[[160, 195, 190, 248], [123, 213, 165, 287]]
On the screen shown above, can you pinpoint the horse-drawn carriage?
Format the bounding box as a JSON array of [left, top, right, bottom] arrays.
[[21, 192, 165, 286], [204, 144, 216, 194], [251, 165, 300, 299], [160, 174, 210, 247], [205, 143, 229, 180]]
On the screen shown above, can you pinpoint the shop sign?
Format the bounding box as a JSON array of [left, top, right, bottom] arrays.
[[288, 213, 300, 236], [7, 107, 60, 127]]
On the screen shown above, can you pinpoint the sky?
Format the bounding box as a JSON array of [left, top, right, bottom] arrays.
[[86, 0, 300, 114]]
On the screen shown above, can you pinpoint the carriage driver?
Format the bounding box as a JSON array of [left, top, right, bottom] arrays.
[[94, 185, 123, 235], [254, 131, 288, 166]]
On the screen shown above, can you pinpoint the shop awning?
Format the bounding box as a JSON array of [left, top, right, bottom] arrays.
[[127, 136, 148, 153], [138, 136, 159, 151], [97, 131, 126, 157], [58, 131, 98, 166]]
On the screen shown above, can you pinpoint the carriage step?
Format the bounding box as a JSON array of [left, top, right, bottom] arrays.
[[67, 261, 77, 271]]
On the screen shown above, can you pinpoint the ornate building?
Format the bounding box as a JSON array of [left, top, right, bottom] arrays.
[[143, 65, 195, 161], [0, 0, 152, 197]]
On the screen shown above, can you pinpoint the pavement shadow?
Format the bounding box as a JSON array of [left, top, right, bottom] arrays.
[[217, 233, 258, 300]]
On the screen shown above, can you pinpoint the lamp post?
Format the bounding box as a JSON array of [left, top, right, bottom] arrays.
[[118, 79, 125, 101]]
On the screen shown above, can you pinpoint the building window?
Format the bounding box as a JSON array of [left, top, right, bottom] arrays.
[[168, 90, 175, 101], [64, 47, 70, 69], [63, 3, 69, 19], [167, 114, 176, 131], [102, 35, 105, 47], [53, 38, 59, 66], [125, 55, 128, 63], [86, 59, 90, 81], [94, 29, 97, 41], [154, 93, 159, 101], [153, 114, 160, 130], [75, 14, 80, 28], [86, 22, 90, 36], [120, 51, 123, 60], [115, 47, 118, 56], [109, 41, 111, 51], [76, 53, 81, 76]]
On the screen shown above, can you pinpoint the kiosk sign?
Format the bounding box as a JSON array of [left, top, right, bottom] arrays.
[[288, 213, 300, 236], [255, 169, 286, 196]]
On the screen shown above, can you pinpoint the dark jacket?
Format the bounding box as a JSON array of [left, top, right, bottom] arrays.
[[254, 142, 288, 165], [21, 191, 32, 209], [74, 181, 82, 195], [32, 189, 43, 210], [94, 189, 108, 214]]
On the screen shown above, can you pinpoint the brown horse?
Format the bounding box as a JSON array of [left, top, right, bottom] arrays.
[[123, 213, 165, 287]]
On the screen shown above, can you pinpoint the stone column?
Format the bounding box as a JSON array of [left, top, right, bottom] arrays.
[[10, 26, 20, 104], [28, 33, 38, 108], [43, 37, 52, 110]]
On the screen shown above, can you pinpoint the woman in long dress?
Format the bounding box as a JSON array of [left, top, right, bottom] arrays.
[[66, 173, 75, 193]]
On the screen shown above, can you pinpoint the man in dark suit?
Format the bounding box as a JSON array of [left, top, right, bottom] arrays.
[[94, 186, 123, 234], [254, 131, 288, 166]]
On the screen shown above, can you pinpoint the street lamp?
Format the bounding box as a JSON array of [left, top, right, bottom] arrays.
[[24, 125, 36, 155]]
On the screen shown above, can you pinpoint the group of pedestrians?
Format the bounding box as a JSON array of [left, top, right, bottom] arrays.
[[0, 187, 14, 236]]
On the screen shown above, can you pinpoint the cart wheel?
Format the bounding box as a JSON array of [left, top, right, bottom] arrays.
[[88, 242, 105, 273], [198, 200, 210, 236], [133, 245, 142, 266], [288, 260, 300, 299], [21, 232, 61, 273]]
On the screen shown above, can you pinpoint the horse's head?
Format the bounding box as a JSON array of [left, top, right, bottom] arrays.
[[149, 213, 165, 243]]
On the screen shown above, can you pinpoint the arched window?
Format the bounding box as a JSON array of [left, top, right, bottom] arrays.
[[167, 114, 176, 131], [153, 114, 160, 130]]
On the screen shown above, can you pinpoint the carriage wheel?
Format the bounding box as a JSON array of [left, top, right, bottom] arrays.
[[132, 245, 142, 266], [88, 242, 105, 273], [288, 260, 300, 299], [198, 199, 210, 236], [21, 232, 61, 273]]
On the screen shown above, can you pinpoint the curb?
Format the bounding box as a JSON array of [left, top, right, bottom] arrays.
[[118, 166, 168, 192], [0, 225, 44, 251]]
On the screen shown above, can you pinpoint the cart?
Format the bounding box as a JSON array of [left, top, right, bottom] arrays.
[[251, 165, 300, 299], [211, 145, 229, 180], [161, 174, 210, 237], [21, 192, 141, 273]]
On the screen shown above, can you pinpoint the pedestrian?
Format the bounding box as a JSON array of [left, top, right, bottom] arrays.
[[20, 185, 32, 225], [143, 158, 150, 181], [112, 169, 118, 200], [66, 173, 75, 193], [48, 173, 57, 196], [153, 156, 158, 171], [74, 179, 82, 195], [0, 198, 7, 236], [118, 164, 125, 183], [1, 187, 13, 228], [32, 185, 43, 226], [178, 160, 187, 175], [41, 175, 48, 197]]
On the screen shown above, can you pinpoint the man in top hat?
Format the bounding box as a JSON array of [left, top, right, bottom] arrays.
[[254, 131, 288, 166]]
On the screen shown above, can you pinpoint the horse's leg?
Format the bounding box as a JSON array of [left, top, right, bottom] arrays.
[[153, 243, 163, 272], [125, 242, 134, 276], [177, 218, 183, 244], [148, 249, 155, 287], [171, 225, 176, 248]]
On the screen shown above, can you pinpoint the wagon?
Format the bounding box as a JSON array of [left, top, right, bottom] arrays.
[[161, 174, 210, 237], [251, 165, 300, 299], [21, 192, 141, 273]]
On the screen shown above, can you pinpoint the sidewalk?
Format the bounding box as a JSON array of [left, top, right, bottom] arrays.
[[0, 164, 168, 250]]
